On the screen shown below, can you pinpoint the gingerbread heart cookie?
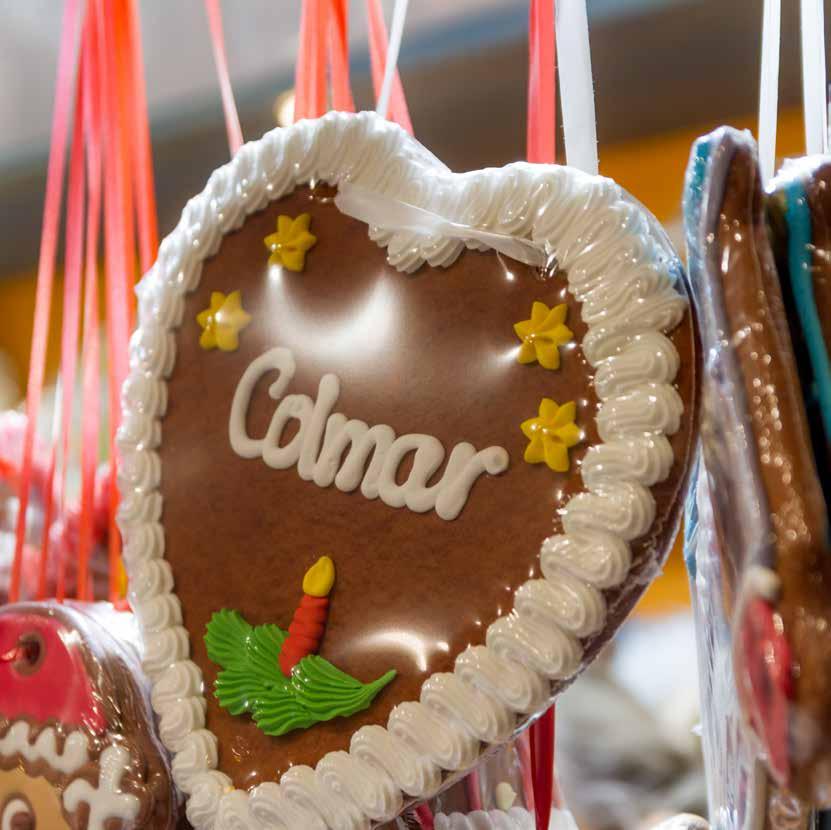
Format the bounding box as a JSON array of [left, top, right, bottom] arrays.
[[0, 602, 177, 829], [118, 111, 697, 829]]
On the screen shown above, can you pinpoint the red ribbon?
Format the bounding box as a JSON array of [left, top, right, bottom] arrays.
[[96, 0, 138, 603], [517, 729, 537, 816], [366, 0, 413, 134], [527, 0, 556, 164], [464, 768, 483, 811], [526, 5, 558, 820], [10, 0, 84, 603], [530, 706, 556, 830], [738, 597, 793, 786], [413, 804, 435, 830]]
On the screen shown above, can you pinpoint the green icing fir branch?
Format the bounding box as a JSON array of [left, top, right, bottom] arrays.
[[204, 609, 396, 737]]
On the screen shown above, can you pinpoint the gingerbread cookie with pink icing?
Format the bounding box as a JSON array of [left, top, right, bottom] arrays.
[[118, 112, 697, 830], [0, 602, 178, 829]]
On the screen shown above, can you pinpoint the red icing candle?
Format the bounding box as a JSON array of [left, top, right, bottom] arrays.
[[279, 594, 330, 677]]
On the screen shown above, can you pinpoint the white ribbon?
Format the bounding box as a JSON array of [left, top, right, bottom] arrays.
[[376, 0, 410, 120], [334, 183, 547, 268], [556, 0, 598, 176], [800, 0, 829, 155], [758, 0, 781, 184]]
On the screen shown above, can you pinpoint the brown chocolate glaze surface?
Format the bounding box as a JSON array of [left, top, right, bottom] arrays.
[[715, 144, 831, 803], [159, 186, 696, 789]]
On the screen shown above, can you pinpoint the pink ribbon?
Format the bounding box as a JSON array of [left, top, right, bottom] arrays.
[[10, 0, 84, 603], [126, 0, 159, 270], [51, 52, 87, 602], [329, 0, 355, 112], [204, 0, 243, 155], [77, 6, 103, 602], [527, 0, 556, 164], [295, 0, 330, 121]]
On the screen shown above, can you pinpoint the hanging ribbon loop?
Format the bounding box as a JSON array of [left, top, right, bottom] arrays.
[[800, 0, 829, 156], [556, 0, 597, 175], [527, 0, 556, 164], [205, 0, 243, 154]]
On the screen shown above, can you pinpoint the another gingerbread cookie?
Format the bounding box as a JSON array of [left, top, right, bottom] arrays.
[[767, 156, 831, 488], [118, 111, 697, 829], [0, 602, 178, 828], [684, 127, 831, 804]]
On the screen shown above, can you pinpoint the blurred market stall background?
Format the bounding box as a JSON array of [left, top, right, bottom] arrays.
[[0, 1, 829, 826]]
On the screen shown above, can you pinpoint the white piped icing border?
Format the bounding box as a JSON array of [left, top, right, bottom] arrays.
[[0, 721, 90, 776], [117, 111, 687, 830], [0, 720, 142, 829]]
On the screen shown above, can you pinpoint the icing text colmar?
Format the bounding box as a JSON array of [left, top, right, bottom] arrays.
[[229, 347, 509, 520]]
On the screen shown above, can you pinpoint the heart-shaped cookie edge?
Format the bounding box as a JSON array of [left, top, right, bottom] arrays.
[[117, 111, 690, 830]]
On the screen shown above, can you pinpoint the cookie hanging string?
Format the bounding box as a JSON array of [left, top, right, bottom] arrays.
[[800, 0, 828, 156], [127, 0, 159, 269], [556, 0, 597, 175], [77, 6, 103, 603], [294, 0, 329, 121], [97, 0, 137, 603], [758, 0, 780, 185], [51, 46, 87, 602], [366, 0, 413, 134], [375, 0, 408, 122], [10, 0, 84, 603], [527, 0, 555, 164], [329, 0, 355, 112], [526, 2, 562, 827]]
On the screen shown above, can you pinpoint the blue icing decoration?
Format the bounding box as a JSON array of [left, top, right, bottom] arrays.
[[782, 178, 831, 454], [682, 136, 712, 297], [680, 136, 712, 583], [682, 454, 701, 579]]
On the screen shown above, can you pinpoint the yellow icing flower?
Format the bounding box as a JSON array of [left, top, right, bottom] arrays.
[[196, 290, 252, 352], [520, 399, 583, 472], [513, 301, 573, 370], [263, 213, 318, 271]]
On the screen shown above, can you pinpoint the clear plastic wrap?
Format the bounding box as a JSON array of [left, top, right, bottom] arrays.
[[375, 734, 579, 830]]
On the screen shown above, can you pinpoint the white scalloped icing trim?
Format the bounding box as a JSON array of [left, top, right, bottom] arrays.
[[116, 111, 687, 830], [0, 720, 143, 829]]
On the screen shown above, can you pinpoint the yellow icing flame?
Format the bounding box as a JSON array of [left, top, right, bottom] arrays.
[[303, 556, 335, 597]]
